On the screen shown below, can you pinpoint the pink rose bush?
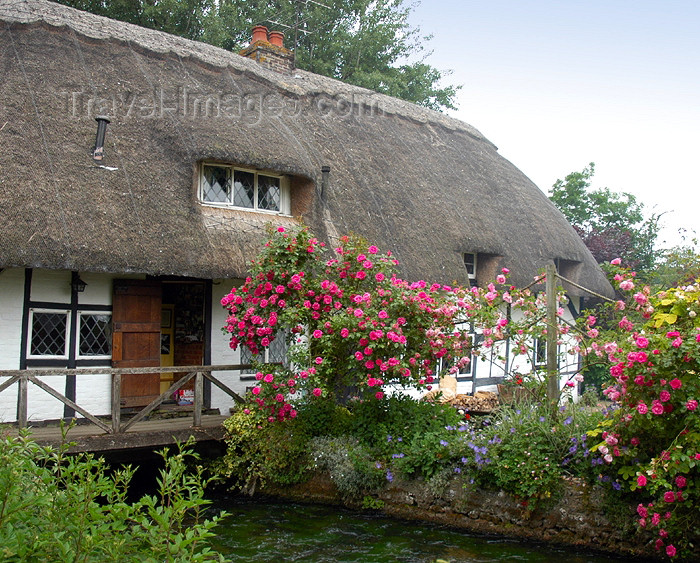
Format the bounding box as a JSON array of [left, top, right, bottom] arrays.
[[222, 226, 561, 423], [581, 260, 699, 559]]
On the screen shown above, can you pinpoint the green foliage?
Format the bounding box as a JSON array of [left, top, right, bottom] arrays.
[[361, 495, 385, 510], [0, 431, 227, 562], [463, 404, 604, 508], [347, 393, 462, 457], [648, 234, 700, 289], [219, 409, 310, 493], [308, 435, 386, 499], [578, 262, 700, 557], [56, 0, 460, 111], [549, 163, 661, 274]]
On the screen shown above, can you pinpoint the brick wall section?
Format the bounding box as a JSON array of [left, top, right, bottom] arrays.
[[239, 42, 294, 74]]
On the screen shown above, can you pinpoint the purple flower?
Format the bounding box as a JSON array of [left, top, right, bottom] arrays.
[[440, 440, 449, 446], [386, 470, 394, 483]]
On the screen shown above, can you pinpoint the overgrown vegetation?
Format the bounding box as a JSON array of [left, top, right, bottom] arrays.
[[217, 226, 699, 560], [0, 431, 228, 562]]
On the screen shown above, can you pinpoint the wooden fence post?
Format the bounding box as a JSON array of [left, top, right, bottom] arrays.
[[111, 372, 121, 433], [18, 374, 28, 429], [193, 371, 203, 427], [546, 263, 559, 404]]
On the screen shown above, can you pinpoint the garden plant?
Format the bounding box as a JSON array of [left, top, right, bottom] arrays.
[[219, 225, 698, 560], [0, 431, 228, 562]]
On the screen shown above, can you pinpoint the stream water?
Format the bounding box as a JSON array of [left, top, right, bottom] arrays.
[[209, 496, 632, 563]]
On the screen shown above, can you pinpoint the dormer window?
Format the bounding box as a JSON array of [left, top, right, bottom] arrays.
[[463, 252, 477, 286], [199, 163, 290, 214]]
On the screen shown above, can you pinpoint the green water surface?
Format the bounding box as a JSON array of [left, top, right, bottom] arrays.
[[210, 496, 632, 562]]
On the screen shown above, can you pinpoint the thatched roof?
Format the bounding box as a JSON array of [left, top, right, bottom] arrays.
[[0, 0, 613, 296]]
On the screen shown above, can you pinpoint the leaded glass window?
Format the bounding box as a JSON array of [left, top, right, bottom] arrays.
[[29, 311, 68, 357], [200, 164, 288, 213], [239, 330, 288, 378], [257, 175, 280, 211], [233, 170, 255, 208], [201, 165, 231, 203], [79, 313, 112, 357]]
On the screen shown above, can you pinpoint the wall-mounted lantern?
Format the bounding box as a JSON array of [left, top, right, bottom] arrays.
[[71, 271, 87, 293]]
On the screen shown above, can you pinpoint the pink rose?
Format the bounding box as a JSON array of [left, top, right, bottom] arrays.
[[637, 475, 648, 487], [619, 280, 635, 291], [312, 388, 322, 397], [610, 258, 622, 265], [675, 475, 687, 488], [252, 387, 261, 395], [659, 390, 671, 402], [666, 545, 676, 557], [669, 378, 682, 390], [686, 399, 698, 411], [314, 356, 323, 364], [663, 491, 675, 503], [636, 402, 648, 415], [375, 391, 384, 400], [651, 401, 664, 415]]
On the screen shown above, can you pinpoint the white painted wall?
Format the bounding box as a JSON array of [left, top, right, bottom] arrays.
[[0, 269, 25, 421], [209, 279, 248, 415], [454, 295, 584, 401], [0, 269, 116, 422]]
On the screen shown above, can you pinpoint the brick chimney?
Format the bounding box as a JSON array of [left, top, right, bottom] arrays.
[[240, 26, 294, 74]]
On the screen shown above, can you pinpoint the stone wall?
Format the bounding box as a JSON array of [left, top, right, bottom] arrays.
[[261, 473, 673, 561]]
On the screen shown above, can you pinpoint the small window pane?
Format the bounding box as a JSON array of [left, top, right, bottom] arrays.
[[233, 170, 255, 208], [239, 346, 261, 374], [258, 175, 280, 211], [79, 314, 112, 356], [202, 165, 231, 203], [463, 253, 476, 277], [268, 330, 288, 365], [31, 312, 67, 356]]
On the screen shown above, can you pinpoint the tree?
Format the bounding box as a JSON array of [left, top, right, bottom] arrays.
[[55, 0, 460, 111], [549, 163, 661, 274]]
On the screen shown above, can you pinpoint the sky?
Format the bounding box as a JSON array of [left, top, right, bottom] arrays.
[[408, 0, 700, 248]]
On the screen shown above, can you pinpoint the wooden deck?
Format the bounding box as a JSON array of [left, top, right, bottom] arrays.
[[8, 414, 229, 454]]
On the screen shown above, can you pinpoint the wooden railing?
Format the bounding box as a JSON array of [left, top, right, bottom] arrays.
[[0, 365, 249, 434]]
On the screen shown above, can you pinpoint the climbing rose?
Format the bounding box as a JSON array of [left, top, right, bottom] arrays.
[[669, 378, 682, 390], [312, 388, 322, 397], [663, 491, 675, 503], [686, 399, 698, 411], [637, 475, 647, 487], [666, 545, 676, 557]]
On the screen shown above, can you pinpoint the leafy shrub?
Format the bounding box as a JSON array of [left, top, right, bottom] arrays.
[[442, 403, 605, 508], [308, 435, 386, 499], [0, 431, 227, 562], [580, 270, 700, 558], [219, 409, 310, 493], [347, 393, 461, 456]]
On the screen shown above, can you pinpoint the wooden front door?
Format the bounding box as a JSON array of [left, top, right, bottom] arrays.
[[112, 280, 162, 407]]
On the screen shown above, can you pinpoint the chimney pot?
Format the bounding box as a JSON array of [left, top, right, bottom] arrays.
[[251, 25, 268, 44], [268, 31, 285, 48]]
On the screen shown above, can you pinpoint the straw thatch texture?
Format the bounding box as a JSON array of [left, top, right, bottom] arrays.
[[0, 0, 612, 296]]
